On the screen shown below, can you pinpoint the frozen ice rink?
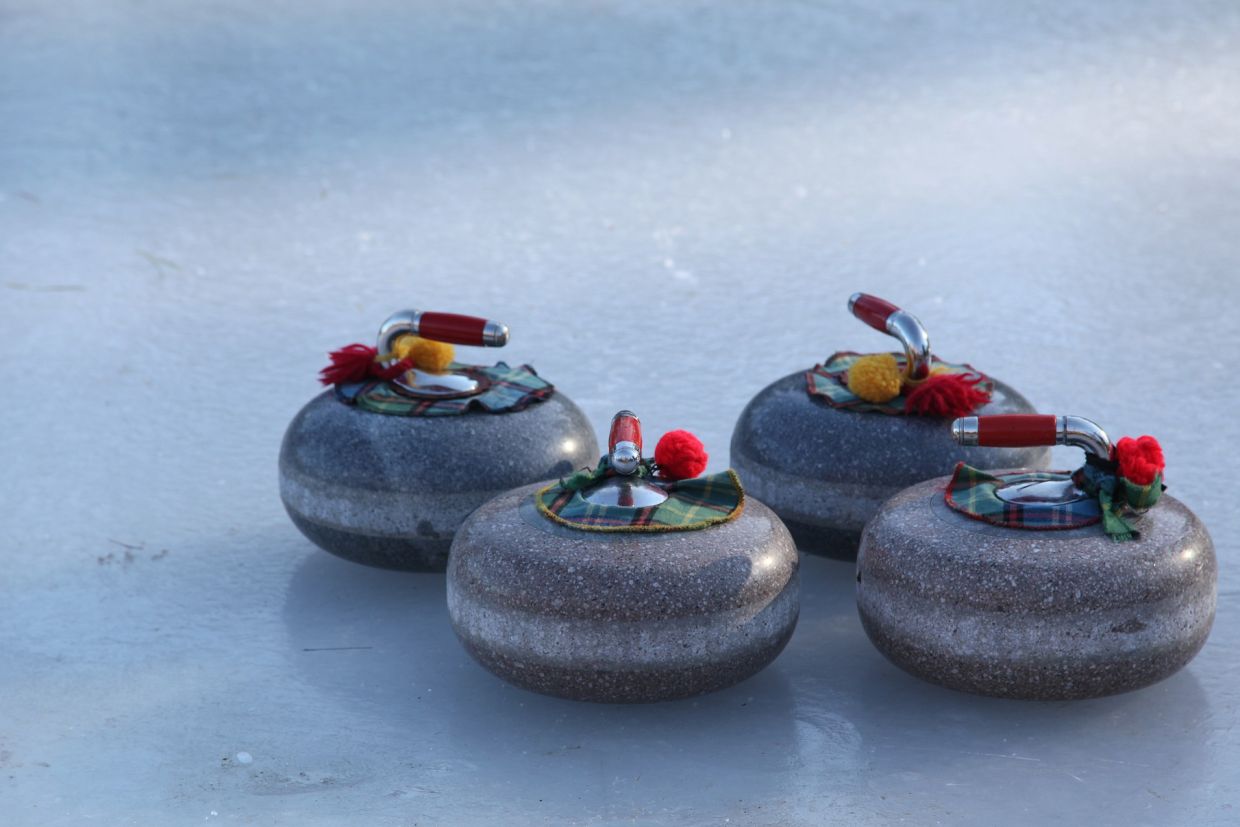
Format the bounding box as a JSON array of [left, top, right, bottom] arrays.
[[2, 1, 1237, 823]]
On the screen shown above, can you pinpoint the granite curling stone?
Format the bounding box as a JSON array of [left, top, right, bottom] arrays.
[[448, 410, 800, 703], [732, 292, 1048, 560], [856, 413, 1216, 700], [280, 309, 598, 572]]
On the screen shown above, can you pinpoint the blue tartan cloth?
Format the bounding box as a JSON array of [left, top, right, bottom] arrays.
[[945, 461, 1165, 541], [334, 361, 553, 416], [944, 464, 1102, 530]]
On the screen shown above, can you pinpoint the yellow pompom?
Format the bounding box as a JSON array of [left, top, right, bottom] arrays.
[[392, 335, 455, 373], [847, 353, 903, 403]]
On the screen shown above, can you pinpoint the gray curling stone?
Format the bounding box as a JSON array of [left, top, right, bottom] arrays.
[[447, 411, 800, 703], [732, 293, 1047, 559], [279, 309, 598, 572], [856, 414, 1217, 700]]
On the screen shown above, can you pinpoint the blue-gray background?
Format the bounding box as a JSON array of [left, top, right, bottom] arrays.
[[1, 1, 1236, 824]]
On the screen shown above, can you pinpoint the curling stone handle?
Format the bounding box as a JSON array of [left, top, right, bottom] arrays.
[[848, 293, 901, 331], [952, 414, 1113, 459], [847, 293, 933, 381], [377, 310, 510, 354], [608, 410, 643, 476]]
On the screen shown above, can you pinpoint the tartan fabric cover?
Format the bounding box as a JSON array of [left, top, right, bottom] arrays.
[[334, 362, 553, 417], [806, 351, 993, 415], [536, 457, 745, 533], [1075, 460, 1164, 541], [945, 462, 1165, 541], [945, 464, 1102, 530]]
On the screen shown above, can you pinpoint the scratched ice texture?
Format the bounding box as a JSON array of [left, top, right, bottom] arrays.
[[1, 1, 1237, 824]]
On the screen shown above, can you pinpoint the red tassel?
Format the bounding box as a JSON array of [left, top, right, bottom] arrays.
[[319, 344, 377, 385], [318, 344, 412, 386], [903, 373, 991, 418]]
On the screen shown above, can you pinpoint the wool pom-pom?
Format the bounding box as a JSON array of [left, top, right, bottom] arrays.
[[846, 353, 903, 403], [319, 343, 411, 385], [654, 430, 709, 480], [903, 372, 991, 418], [1115, 435, 1164, 486], [393, 335, 455, 373]]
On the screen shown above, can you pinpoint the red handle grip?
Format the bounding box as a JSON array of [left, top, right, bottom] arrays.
[[609, 411, 642, 454], [976, 414, 1059, 447], [417, 312, 490, 346], [848, 293, 901, 332]]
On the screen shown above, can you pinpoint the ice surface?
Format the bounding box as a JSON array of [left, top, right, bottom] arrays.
[[1, 1, 1238, 824]]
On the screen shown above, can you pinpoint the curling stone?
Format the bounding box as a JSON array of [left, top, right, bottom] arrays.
[[857, 414, 1216, 700], [447, 411, 799, 703], [732, 292, 1048, 559], [279, 309, 598, 572]]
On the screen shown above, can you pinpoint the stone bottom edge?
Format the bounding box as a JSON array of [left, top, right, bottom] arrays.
[[858, 612, 1212, 700], [455, 623, 798, 703], [286, 507, 452, 572]]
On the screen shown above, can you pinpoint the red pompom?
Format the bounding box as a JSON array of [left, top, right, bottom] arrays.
[[654, 430, 709, 480], [319, 343, 411, 386], [1115, 435, 1164, 486], [903, 373, 991, 418]]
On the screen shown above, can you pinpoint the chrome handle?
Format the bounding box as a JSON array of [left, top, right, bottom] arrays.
[[952, 414, 1113, 459], [608, 410, 643, 476], [847, 293, 932, 381], [377, 309, 509, 355]]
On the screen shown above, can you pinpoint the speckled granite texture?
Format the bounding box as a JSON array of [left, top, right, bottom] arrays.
[[279, 390, 598, 571], [856, 476, 1217, 700], [447, 483, 800, 703], [731, 371, 1049, 559]]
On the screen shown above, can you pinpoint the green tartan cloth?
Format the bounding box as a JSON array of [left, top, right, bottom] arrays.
[[536, 457, 744, 533], [334, 362, 554, 417], [945, 462, 1165, 541], [806, 351, 992, 415], [1075, 461, 1165, 541]]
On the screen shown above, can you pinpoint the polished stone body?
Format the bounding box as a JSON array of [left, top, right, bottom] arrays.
[[731, 371, 1049, 559], [447, 483, 800, 703], [279, 390, 598, 571], [856, 476, 1217, 700]]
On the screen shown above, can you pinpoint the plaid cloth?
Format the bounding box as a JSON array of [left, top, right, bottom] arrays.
[[536, 457, 744, 533], [945, 462, 1166, 541], [334, 362, 554, 417], [1075, 460, 1165, 541], [944, 464, 1101, 530], [806, 351, 993, 415]]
